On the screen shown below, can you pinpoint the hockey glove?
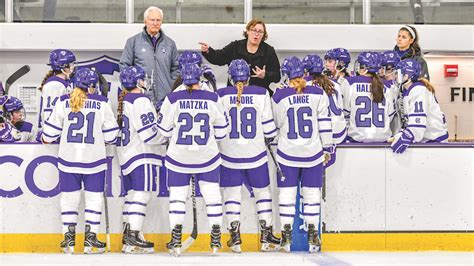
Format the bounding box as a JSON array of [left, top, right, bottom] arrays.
[[323, 144, 336, 166], [0, 122, 14, 142], [391, 129, 415, 154], [264, 137, 275, 146], [201, 64, 216, 84]]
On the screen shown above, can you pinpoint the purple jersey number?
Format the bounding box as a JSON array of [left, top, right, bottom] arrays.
[[229, 107, 257, 139], [67, 112, 96, 144], [355, 96, 385, 128], [117, 115, 130, 146], [287, 106, 313, 139], [176, 112, 210, 145]]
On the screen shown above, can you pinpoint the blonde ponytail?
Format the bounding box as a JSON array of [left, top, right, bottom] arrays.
[[70, 88, 87, 113], [419, 77, 435, 94], [235, 81, 245, 106], [289, 77, 307, 94], [117, 89, 129, 127]]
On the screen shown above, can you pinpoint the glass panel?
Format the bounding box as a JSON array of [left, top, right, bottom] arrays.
[[253, 0, 363, 24], [14, 0, 126, 23], [371, 1, 474, 24], [134, 0, 244, 23]]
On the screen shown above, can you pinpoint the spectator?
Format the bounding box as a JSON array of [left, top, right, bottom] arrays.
[[394, 25, 430, 80]]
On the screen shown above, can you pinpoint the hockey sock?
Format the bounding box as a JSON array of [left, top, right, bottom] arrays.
[[301, 187, 321, 225], [253, 186, 273, 226], [122, 191, 133, 224], [60, 191, 81, 234], [199, 180, 223, 230], [128, 191, 151, 231], [169, 185, 189, 229], [222, 186, 241, 229], [84, 191, 104, 234], [278, 187, 297, 230]]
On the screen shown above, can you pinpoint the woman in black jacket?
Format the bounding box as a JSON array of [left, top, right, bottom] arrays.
[[199, 19, 281, 95], [394, 25, 430, 80]]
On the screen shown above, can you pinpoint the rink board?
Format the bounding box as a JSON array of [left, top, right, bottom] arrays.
[[0, 143, 473, 252]]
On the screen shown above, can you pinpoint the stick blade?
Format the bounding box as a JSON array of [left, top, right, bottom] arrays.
[[5, 65, 31, 94]]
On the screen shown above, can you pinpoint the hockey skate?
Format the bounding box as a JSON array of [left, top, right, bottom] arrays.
[[123, 230, 154, 254], [60, 225, 76, 254], [308, 224, 321, 253], [210, 224, 222, 254], [84, 225, 106, 254], [121, 222, 130, 252], [166, 224, 182, 257], [259, 220, 281, 251], [280, 224, 292, 252], [227, 221, 242, 253]]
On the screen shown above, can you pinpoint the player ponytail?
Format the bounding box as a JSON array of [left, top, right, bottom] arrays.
[[312, 74, 335, 96], [38, 70, 59, 92], [289, 77, 307, 94], [117, 89, 128, 128], [235, 81, 245, 106], [418, 77, 435, 94], [70, 88, 87, 113], [172, 75, 183, 91], [368, 72, 384, 103]]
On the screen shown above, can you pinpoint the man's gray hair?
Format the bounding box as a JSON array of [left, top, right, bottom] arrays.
[[144, 6, 163, 20]]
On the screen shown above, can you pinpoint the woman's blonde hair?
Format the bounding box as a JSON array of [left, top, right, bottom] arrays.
[[290, 77, 307, 94], [70, 88, 87, 113], [243, 19, 268, 41], [419, 77, 435, 94], [117, 89, 129, 127], [235, 81, 246, 106]]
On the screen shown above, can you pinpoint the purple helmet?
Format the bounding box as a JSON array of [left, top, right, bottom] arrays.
[[179, 51, 202, 69], [356, 51, 382, 73], [120, 66, 146, 90], [396, 59, 421, 82], [324, 48, 351, 68], [302, 54, 324, 75], [4, 96, 23, 112], [381, 51, 401, 67], [281, 56, 304, 79], [228, 59, 250, 83], [49, 49, 76, 71], [182, 63, 202, 86], [73, 68, 99, 90]]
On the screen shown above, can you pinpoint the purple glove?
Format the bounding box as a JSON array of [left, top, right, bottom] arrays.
[[0, 122, 14, 142], [323, 144, 337, 167], [35, 130, 43, 143], [391, 129, 415, 154], [201, 64, 216, 83]]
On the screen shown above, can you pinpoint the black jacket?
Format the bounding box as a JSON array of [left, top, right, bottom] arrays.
[[202, 39, 281, 93], [394, 45, 430, 80]]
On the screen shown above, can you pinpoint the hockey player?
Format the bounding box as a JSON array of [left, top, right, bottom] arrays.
[[42, 67, 119, 254], [3, 96, 35, 142], [172, 50, 217, 92], [38, 49, 76, 129], [217, 59, 280, 253], [272, 56, 333, 253], [116, 66, 166, 253], [380, 51, 403, 134], [158, 63, 228, 255], [380, 51, 401, 82], [303, 54, 346, 166], [342, 52, 395, 143], [323, 48, 351, 85], [391, 59, 448, 153]]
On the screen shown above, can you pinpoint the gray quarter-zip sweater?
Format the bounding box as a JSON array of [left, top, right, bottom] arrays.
[[120, 27, 180, 103]]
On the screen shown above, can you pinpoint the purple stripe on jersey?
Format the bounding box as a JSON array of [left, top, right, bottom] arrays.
[[225, 201, 241, 205], [302, 212, 320, 216], [272, 86, 323, 104], [426, 133, 449, 143], [85, 209, 102, 215], [170, 200, 186, 204], [124, 93, 149, 104], [215, 135, 226, 140], [103, 126, 119, 133], [303, 203, 321, 206], [225, 211, 241, 215], [389, 111, 396, 117], [257, 209, 272, 214], [61, 211, 78, 215], [318, 118, 331, 122], [277, 149, 323, 163], [169, 211, 186, 214], [408, 113, 427, 117], [346, 76, 372, 86], [279, 213, 295, 217], [165, 153, 220, 168], [43, 108, 53, 112], [85, 220, 101, 225], [256, 199, 272, 204], [217, 85, 267, 97], [206, 203, 222, 207], [319, 129, 332, 133], [407, 124, 427, 128], [121, 153, 163, 170], [279, 204, 295, 207], [58, 158, 107, 169], [128, 201, 147, 207], [46, 76, 70, 88], [42, 131, 60, 139], [126, 212, 146, 216], [262, 119, 274, 125], [264, 128, 278, 135], [221, 151, 266, 164], [44, 120, 62, 131], [157, 124, 173, 133], [343, 108, 350, 112], [333, 128, 346, 139], [60, 94, 70, 102], [87, 94, 108, 102], [214, 123, 229, 129], [144, 132, 158, 143], [137, 123, 155, 133], [167, 90, 218, 104], [207, 213, 223, 217], [124, 201, 132, 205], [63, 222, 77, 226]]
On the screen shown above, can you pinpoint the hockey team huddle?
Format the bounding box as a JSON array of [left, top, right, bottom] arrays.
[[0, 47, 448, 255]]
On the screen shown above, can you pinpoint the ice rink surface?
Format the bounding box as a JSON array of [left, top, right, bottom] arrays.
[[0, 252, 472, 266]]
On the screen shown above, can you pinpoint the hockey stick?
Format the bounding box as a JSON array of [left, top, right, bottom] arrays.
[[103, 169, 111, 252], [91, 67, 109, 97], [266, 143, 286, 182], [4, 65, 31, 95], [181, 174, 198, 252]]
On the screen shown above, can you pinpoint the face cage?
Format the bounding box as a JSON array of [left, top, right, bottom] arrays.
[[8, 108, 26, 124]]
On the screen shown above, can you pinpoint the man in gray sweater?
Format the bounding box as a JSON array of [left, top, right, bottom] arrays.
[[120, 6, 179, 104]]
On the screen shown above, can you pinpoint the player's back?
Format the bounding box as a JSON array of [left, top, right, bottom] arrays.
[[217, 85, 277, 169], [343, 76, 395, 142], [39, 76, 71, 128]]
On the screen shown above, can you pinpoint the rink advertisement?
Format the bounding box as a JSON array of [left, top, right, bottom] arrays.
[[0, 143, 472, 252]]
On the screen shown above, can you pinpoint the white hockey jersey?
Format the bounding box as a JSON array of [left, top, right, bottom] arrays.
[[174, 80, 214, 93], [38, 76, 73, 129], [306, 79, 347, 144], [43, 94, 119, 174], [116, 93, 167, 175], [342, 76, 395, 142], [157, 89, 228, 174], [272, 86, 333, 168], [217, 85, 277, 169], [401, 82, 448, 142]]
